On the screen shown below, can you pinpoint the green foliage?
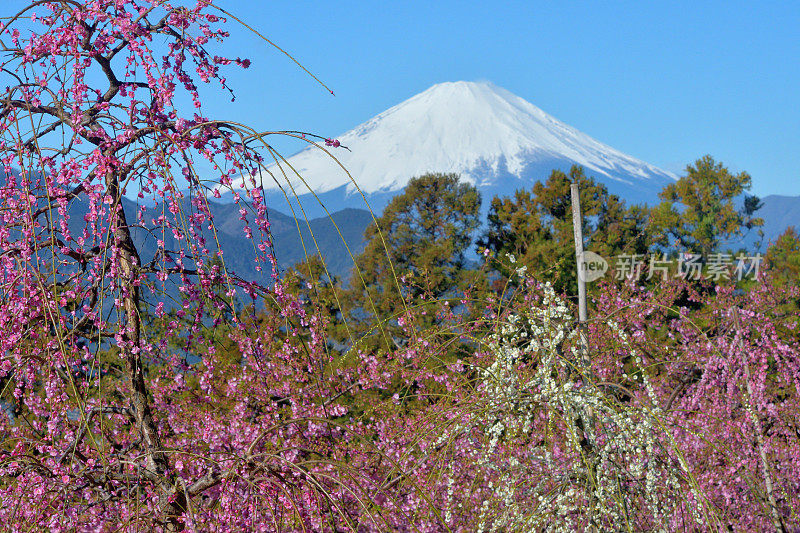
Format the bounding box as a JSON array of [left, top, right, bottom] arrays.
[[349, 173, 481, 340], [649, 155, 763, 257], [279, 254, 352, 349], [478, 165, 650, 295], [765, 226, 800, 283], [764, 227, 800, 318]]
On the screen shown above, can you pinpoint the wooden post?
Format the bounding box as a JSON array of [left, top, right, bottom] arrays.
[[570, 182, 591, 379], [570, 182, 598, 528], [570, 184, 587, 325]]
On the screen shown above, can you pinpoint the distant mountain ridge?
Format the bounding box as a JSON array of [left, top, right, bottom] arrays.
[[123, 200, 372, 281], [7, 72, 799, 282], [739, 195, 800, 252]]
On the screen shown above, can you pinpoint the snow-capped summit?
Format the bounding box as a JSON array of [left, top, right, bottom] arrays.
[[256, 81, 675, 211]]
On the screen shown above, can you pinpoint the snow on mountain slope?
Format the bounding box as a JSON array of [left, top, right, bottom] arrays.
[[255, 81, 675, 203]]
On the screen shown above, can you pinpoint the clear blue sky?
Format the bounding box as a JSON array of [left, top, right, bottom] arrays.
[[5, 0, 799, 197], [206, 0, 798, 198]]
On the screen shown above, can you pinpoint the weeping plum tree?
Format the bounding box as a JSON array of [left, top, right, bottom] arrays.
[[0, 0, 252, 526], [0, 1, 416, 530]]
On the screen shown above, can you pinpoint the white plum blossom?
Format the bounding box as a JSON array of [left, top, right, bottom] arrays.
[[470, 285, 689, 531]]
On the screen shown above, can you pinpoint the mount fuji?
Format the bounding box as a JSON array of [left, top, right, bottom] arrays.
[[253, 81, 676, 218]]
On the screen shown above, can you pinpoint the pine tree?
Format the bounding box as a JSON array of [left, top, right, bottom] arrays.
[[348, 172, 481, 347], [649, 155, 764, 257], [478, 165, 650, 295]]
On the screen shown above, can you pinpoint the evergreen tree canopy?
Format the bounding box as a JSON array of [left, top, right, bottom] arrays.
[[478, 165, 650, 295], [349, 172, 481, 338], [649, 155, 764, 257], [765, 226, 800, 287]]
